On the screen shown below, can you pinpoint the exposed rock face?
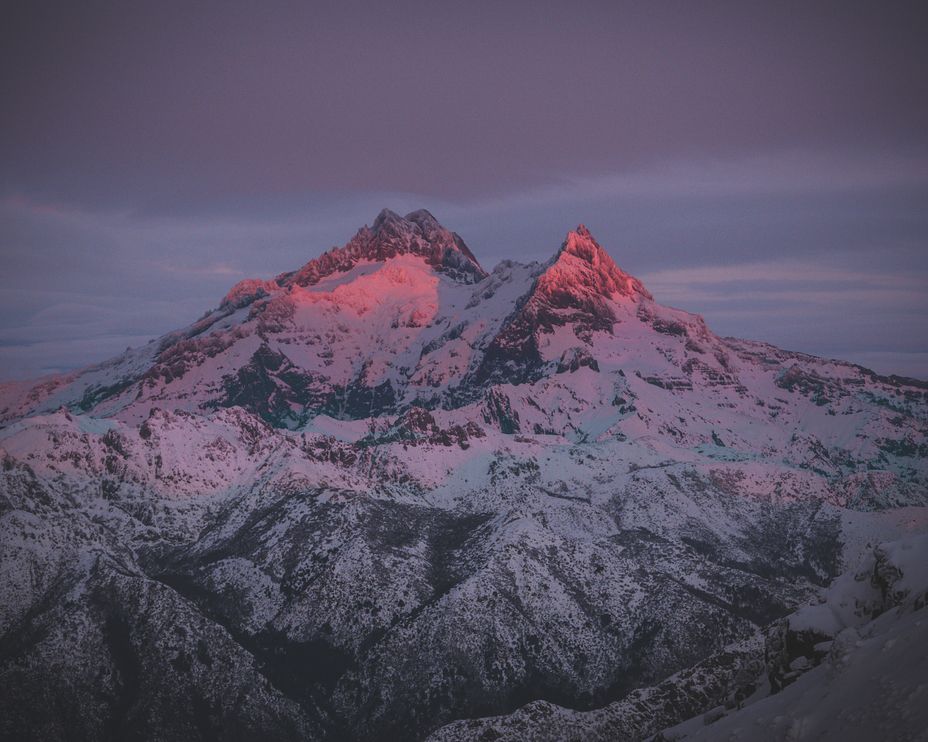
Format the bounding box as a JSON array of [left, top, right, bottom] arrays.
[[1, 211, 927, 742], [213, 343, 328, 426], [220, 278, 280, 311], [283, 208, 487, 290], [557, 347, 599, 374]]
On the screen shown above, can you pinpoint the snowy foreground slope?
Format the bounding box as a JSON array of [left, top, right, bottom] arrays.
[[1, 209, 927, 741], [654, 534, 928, 742], [427, 533, 928, 742]]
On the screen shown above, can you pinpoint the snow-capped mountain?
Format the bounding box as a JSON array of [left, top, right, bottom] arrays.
[[1, 209, 926, 741]]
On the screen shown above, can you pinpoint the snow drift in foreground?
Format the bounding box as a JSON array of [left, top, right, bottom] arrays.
[[655, 533, 928, 742]]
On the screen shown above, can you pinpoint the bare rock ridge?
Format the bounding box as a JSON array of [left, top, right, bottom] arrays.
[[282, 207, 488, 287]]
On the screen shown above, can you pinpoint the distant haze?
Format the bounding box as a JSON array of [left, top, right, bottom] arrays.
[[2, 1, 926, 382]]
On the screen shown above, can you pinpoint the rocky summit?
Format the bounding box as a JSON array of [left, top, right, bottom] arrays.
[[1, 210, 927, 742]]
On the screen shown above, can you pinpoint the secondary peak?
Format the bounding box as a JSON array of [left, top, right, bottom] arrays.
[[546, 226, 652, 301]]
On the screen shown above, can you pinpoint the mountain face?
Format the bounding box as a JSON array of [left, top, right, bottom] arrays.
[[1, 209, 927, 742]]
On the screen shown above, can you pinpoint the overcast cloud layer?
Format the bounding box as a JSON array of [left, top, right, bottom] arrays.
[[2, 0, 927, 382]]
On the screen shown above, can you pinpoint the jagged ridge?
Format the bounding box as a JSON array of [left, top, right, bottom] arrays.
[[220, 209, 487, 312]]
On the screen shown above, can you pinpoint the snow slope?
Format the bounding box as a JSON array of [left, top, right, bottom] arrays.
[[652, 534, 928, 742], [427, 534, 928, 742]]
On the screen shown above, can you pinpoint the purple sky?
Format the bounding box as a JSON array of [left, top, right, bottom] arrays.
[[2, 0, 927, 382]]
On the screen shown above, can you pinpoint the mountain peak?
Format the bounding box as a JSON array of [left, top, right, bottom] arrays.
[[394, 207, 442, 233], [370, 207, 406, 233], [218, 210, 486, 311], [473, 227, 652, 386], [282, 209, 486, 289], [543, 226, 652, 302]]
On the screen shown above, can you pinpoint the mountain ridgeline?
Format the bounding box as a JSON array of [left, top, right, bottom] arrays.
[[1, 209, 926, 742]]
